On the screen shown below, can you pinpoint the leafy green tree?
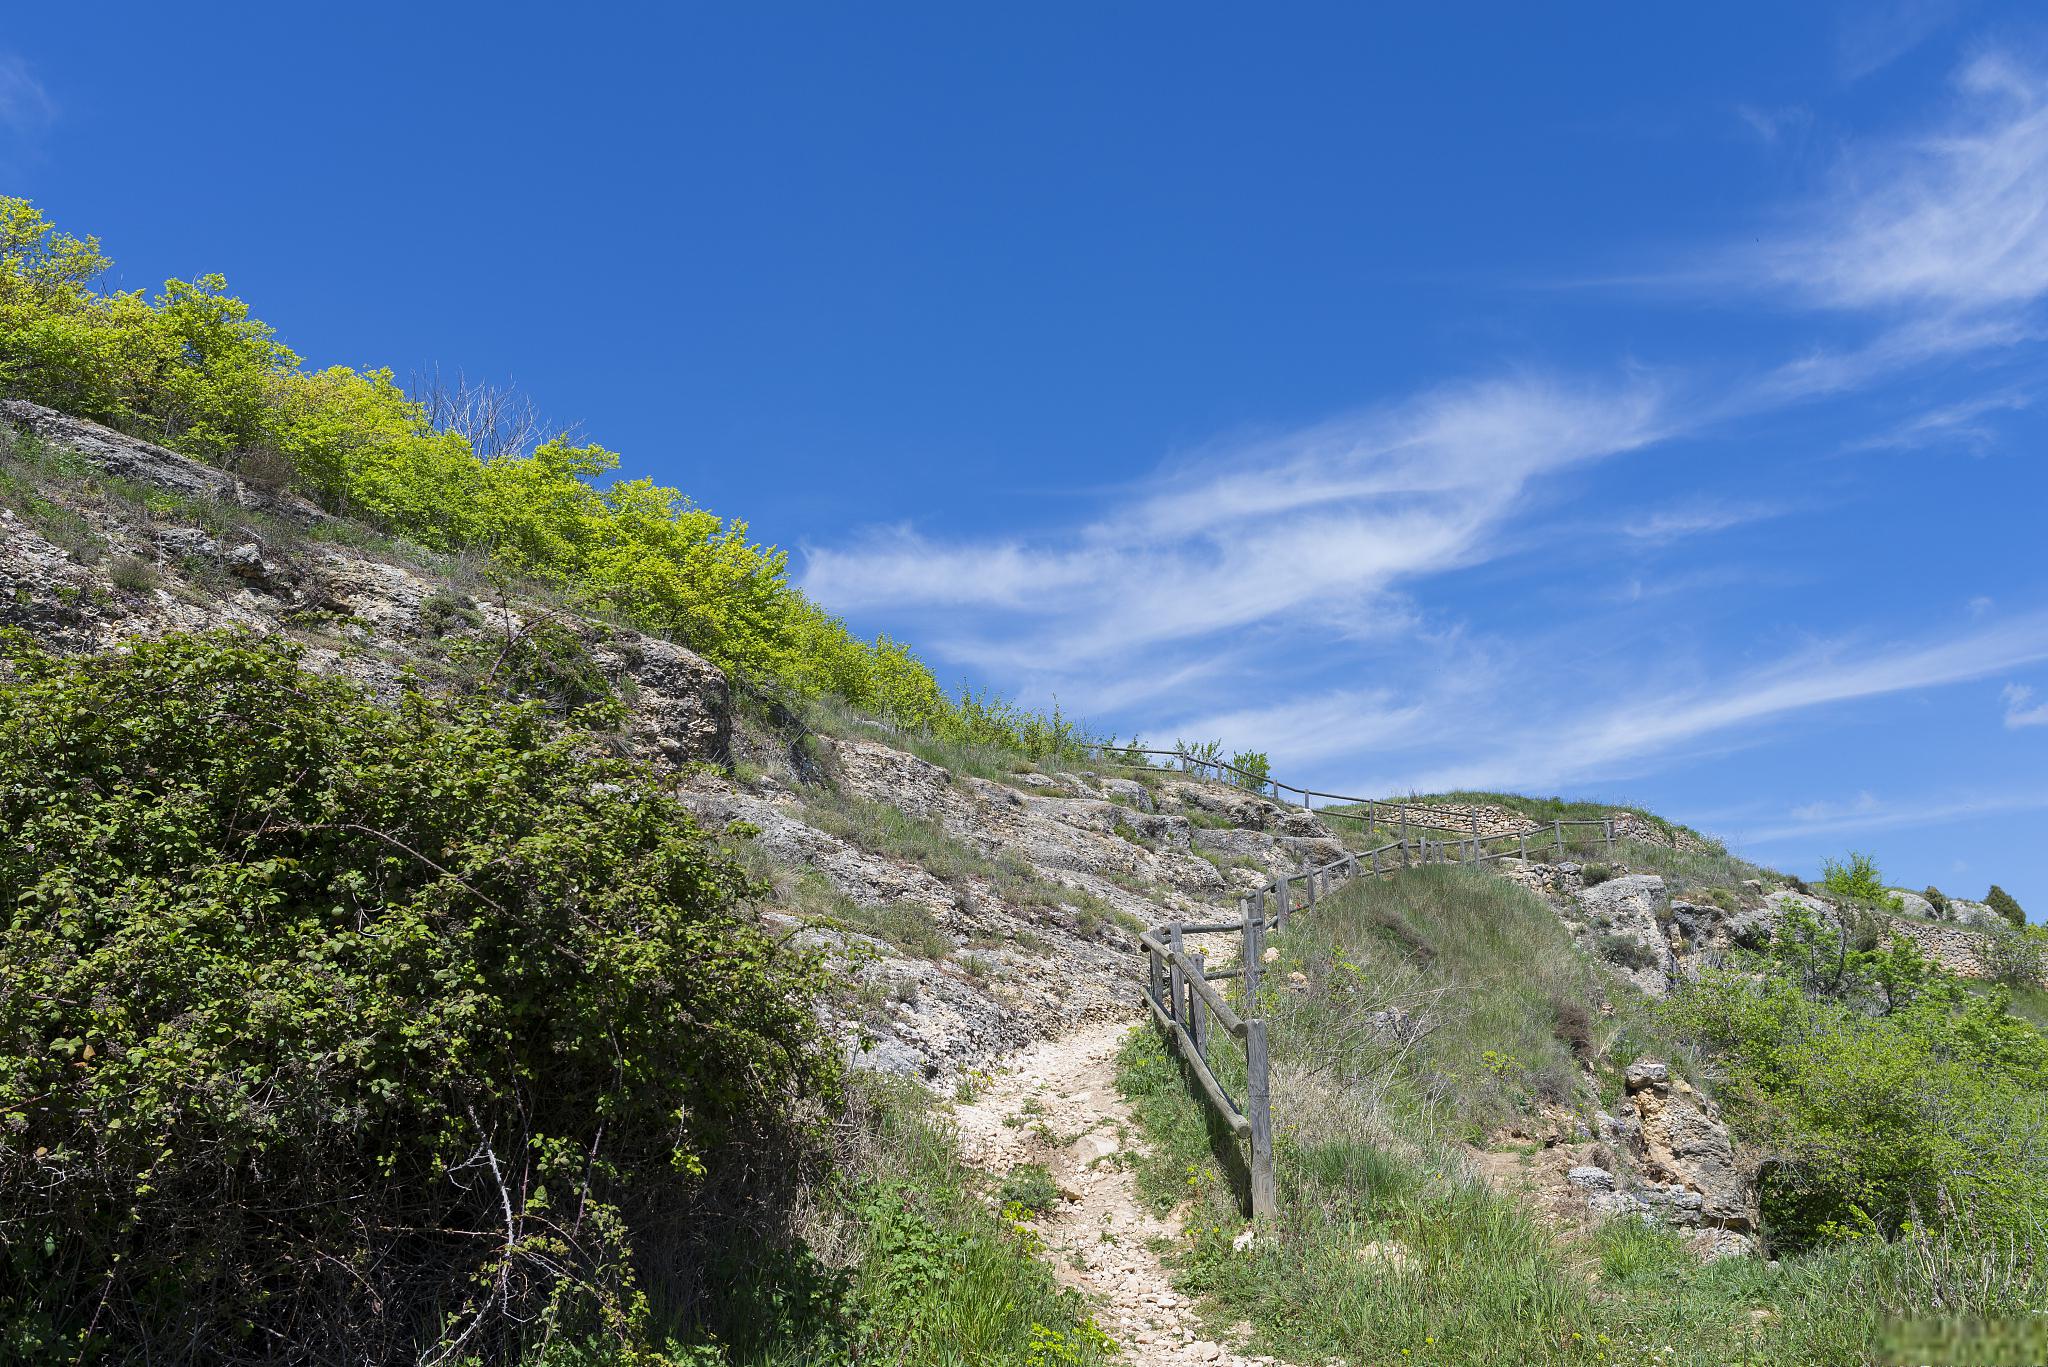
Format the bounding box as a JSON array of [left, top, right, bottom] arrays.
[[1988, 884, 2027, 928], [0, 629, 836, 1361], [1821, 851, 1903, 910]]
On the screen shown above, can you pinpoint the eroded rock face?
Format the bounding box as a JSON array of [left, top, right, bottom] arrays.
[[1557, 1059, 1758, 1258], [1626, 1059, 1755, 1234], [1, 403, 735, 770], [3, 399, 334, 525]]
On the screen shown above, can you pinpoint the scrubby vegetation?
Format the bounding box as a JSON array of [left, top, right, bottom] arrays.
[[1818, 851, 1902, 911], [1118, 862, 2048, 1363], [0, 630, 1108, 1365], [1666, 903, 2048, 1249], [1988, 883, 2027, 928], [0, 197, 1091, 759]]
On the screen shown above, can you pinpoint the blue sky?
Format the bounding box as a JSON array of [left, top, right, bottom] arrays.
[[5, 4, 2047, 911]]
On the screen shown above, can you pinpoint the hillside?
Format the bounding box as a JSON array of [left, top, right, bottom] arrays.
[[7, 400, 2048, 1363]]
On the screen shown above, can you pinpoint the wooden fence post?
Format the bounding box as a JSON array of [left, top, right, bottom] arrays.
[[1275, 876, 1291, 933], [1241, 895, 1263, 1003], [1148, 943, 1165, 1015], [1604, 818, 1614, 858], [1553, 819, 1563, 859], [1246, 1019, 1277, 1220], [1189, 948, 1209, 1062], [1168, 924, 1185, 1030]]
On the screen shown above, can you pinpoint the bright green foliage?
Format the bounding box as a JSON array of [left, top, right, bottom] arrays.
[[0, 197, 1086, 758], [0, 629, 837, 1362], [1819, 851, 1902, 910], [1988, 884, 2026, 928], [1923, 885, 1950, 918], [1227, 749, 1271, 793], [1665, 905, 2048, 1249]]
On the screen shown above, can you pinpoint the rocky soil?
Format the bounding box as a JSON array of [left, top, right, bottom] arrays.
[[953, 1019, 1277, 1366]]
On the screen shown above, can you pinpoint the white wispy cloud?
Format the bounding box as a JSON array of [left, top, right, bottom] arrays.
[[804, 49, 2048, 814], [0, 55, 53, 138], [2005, 682, 2048, 727], [1620, 498, 1786, 543], [1837, 0, 1965, 83], [1849, 387, 2033, 450], [1760, 52, 2048, 315], [802, 373, 1674, 697], [1331, 612, 2048, 795], [1736, 103, 1813, 145], [1735, 790, 2048, 845]]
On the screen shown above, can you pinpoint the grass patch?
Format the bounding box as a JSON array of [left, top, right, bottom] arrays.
[[1263, 865, 1674, 1136], [837, 898, 955, 960], [1611, 839, 1785, 897], [682, 1075, 1116, 1365], [798, 781, 1129, 931], [997, 1162, 1062, 1215]]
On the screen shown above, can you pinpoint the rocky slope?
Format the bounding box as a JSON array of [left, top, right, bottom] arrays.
[[0, 399, 1354, 1085]]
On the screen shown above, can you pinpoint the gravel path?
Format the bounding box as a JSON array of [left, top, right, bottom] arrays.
[[951, 1017, 1279, 1367]]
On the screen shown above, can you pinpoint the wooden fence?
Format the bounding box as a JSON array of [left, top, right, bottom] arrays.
[[1136, 754, 1614, 1219], [1085, 744, 1566, 842]]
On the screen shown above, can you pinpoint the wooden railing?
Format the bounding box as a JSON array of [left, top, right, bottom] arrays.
[[1139, 786, 1615, 1219], [1084, 745, 1557, 841]]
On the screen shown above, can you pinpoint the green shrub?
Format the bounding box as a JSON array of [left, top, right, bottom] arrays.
[[1988, 884, 2026, 929], [1665, 913, 2048, 1250], [106, 552, 154, 593], [1922, 885, 1951, 919], [1228, 749, 1271, 793], [1597, 931, 1658, 969], [1580, 862, 1612, 886], [997, 1162, 1063, 1215], [0, 629, 836, 1362], [1820, 852, 1903, 910]]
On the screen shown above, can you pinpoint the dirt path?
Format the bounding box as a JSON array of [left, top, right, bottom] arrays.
[[951, 1017, 1278, 1367]]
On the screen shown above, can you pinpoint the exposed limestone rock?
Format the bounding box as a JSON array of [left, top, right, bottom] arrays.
[[1, 403, 735, 770], [1571, 874, 1672, 995], [1949, 897, 2002, 928], [3, 398, 334, 525], [1890, 890, 1936, 920], [1625, 1058, 1756, 1235]]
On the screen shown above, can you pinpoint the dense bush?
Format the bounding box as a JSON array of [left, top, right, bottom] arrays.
[[1988, 884, 2026, 928], [0, 629, 837, 1363], [1666, 905, 2048, 1250], [0, 197, 1087, 758], [1819, 851, 1902, 910]]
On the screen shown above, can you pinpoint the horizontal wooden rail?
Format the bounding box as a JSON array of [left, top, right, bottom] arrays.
[[1145, 986, 1250, 1137], [1084, 744, 1621, 844]]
